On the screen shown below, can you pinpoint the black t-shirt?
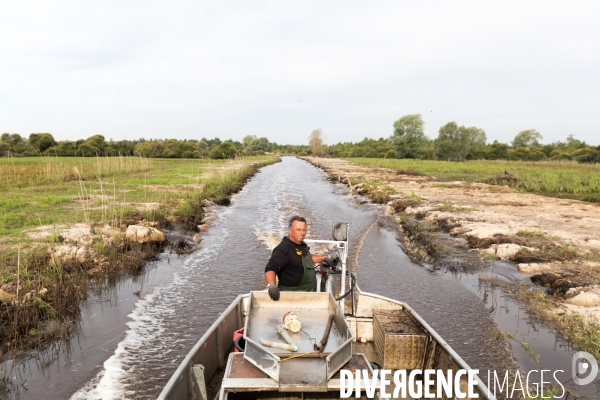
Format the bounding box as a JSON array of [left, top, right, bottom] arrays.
[[265, 236, 311, 287]]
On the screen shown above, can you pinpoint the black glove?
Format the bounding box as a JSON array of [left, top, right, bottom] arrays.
[[268, 284, 280, 301], [323, 257, 335, 270], [330, 254, 340, 266]]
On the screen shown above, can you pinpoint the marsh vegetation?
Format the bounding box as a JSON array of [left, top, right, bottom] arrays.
[[306, 156, 600, 365], [0, 155, 279, 358], [343, 158, 600, 203]]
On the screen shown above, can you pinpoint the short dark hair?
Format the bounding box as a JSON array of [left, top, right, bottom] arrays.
[[288, 215, 306, 228]]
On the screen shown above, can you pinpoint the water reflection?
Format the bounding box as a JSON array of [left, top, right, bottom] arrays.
[[2, 157, 597, 399]]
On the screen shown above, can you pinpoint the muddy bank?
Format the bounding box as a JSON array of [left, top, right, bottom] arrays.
[[0, 158, 279, 361], [302, 157, 600, 351]]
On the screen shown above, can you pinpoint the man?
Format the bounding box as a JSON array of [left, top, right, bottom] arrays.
[[265, 215, 332, 301]]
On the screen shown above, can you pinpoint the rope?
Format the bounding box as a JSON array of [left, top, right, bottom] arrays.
[[279, 351, 320, 361]]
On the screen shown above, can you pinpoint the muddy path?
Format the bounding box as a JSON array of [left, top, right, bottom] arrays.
[[303, 157, 600, 322]]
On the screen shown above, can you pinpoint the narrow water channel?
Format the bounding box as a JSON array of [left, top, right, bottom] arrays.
[[3, 157, 597, 399]]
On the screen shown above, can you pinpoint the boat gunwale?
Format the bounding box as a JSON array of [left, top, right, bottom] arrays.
[[353, 285, 497, 400], [158, 290, 496, 400], [157, 293, 248, 400]]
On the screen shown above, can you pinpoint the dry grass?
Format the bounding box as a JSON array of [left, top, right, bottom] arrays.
[[344, 158, 600, 202], [0, 155, 280, 358]]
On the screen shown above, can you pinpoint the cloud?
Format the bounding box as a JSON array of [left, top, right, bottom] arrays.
[[1, 1, 599, 145]]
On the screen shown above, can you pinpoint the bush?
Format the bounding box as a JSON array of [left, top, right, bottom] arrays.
[[574, 147, 600, 163], [528, 151, 548, 161], [550, 152, 572, 160], [209, 142, 238, 159]]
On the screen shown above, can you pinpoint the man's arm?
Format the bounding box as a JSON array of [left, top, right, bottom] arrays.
[[265, 270, 277, 285], [311, 254, 325, 263], [265, 248, 286, 301], [265, 270, 280, 301]]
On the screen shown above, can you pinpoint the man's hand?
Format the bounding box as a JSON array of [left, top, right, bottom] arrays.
[[268, 284, 280, 301], [323, 257, 335, 270], [330, 254, 340, 266]]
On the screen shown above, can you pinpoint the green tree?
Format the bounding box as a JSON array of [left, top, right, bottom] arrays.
[[203, 137, 222, 148], [459, 126, 487, 159], [114, 140, 135, 156], [509, 147, 531, 160], [574, 145, 600, 163], [134, 140, 164, 157], [78, 143, 97, 157], [0, 141, 10, 156], [485, 141, 509, 160], [209, 142, 238, 159], [79, 135, 107, 155], [549, 150, 572, 160], [434, 122, 466, 161], [390, 114, 428, 159], [246, 137, 269, 153], [433, 122, 487, 161], [242, 135, 257, 148], [565, 134, 585, 152], [541, 144, 556, 157], [29, 133, 57, 153], [54, 141, 77, 156], [528, 151, 548, 161], [8, 134, 24, 146], [348, 146, 365, 157], [512, 129, 542, 148]]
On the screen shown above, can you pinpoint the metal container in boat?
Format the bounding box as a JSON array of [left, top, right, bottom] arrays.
[[158, 289, 495, 400], [243, 291, 352, 387], [158, 227, 495, 399]]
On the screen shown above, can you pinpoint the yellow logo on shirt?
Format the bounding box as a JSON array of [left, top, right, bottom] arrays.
[[295, 249, 302, 256]]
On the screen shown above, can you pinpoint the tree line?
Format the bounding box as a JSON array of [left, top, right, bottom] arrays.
[[2, 115, 599, 163], [0, 133, 303, 159], [325, 114, 599, 163]]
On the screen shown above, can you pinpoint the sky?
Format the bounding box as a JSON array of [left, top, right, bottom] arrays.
[[1, 1, 599, 146]]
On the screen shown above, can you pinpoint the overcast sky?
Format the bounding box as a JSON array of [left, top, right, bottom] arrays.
[[1, 1, 599, 146]]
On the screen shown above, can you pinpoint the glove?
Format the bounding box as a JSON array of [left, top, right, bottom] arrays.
[[323, 257, 335, 270], [268, 284, 280, 301], [330, 254, 340, 266]]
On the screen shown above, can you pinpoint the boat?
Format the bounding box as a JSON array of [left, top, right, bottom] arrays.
[[158, 224, 495, 400]]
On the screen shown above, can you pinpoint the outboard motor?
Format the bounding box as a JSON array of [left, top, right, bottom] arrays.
[[309, 222, 349, 304], [319, 255, 339, 293]]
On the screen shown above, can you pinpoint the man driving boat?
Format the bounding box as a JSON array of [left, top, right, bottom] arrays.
[[264, 215, 334, 301]]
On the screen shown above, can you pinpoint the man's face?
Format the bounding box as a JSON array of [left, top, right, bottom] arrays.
[[288, 220, 307, 245]]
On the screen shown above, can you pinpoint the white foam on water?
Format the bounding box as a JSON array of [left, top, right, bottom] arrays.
[[71, 241, 218, 399], [70, 158, 323, 399], [71, 192, 235, 398], [253, 230, 282, 251], [70, 272, 182, 399]]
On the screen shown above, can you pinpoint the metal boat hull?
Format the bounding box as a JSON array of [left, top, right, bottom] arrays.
[[158, 289, 495, 400]]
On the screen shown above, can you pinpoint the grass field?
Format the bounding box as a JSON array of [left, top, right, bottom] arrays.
[[0, 155, 279, 357], [343, 158, 600, 202], [0, 155, 278, 238]]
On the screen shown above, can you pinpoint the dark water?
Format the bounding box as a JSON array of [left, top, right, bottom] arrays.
[[3, 157, 598, 399], [357, 223, 599, 398]]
